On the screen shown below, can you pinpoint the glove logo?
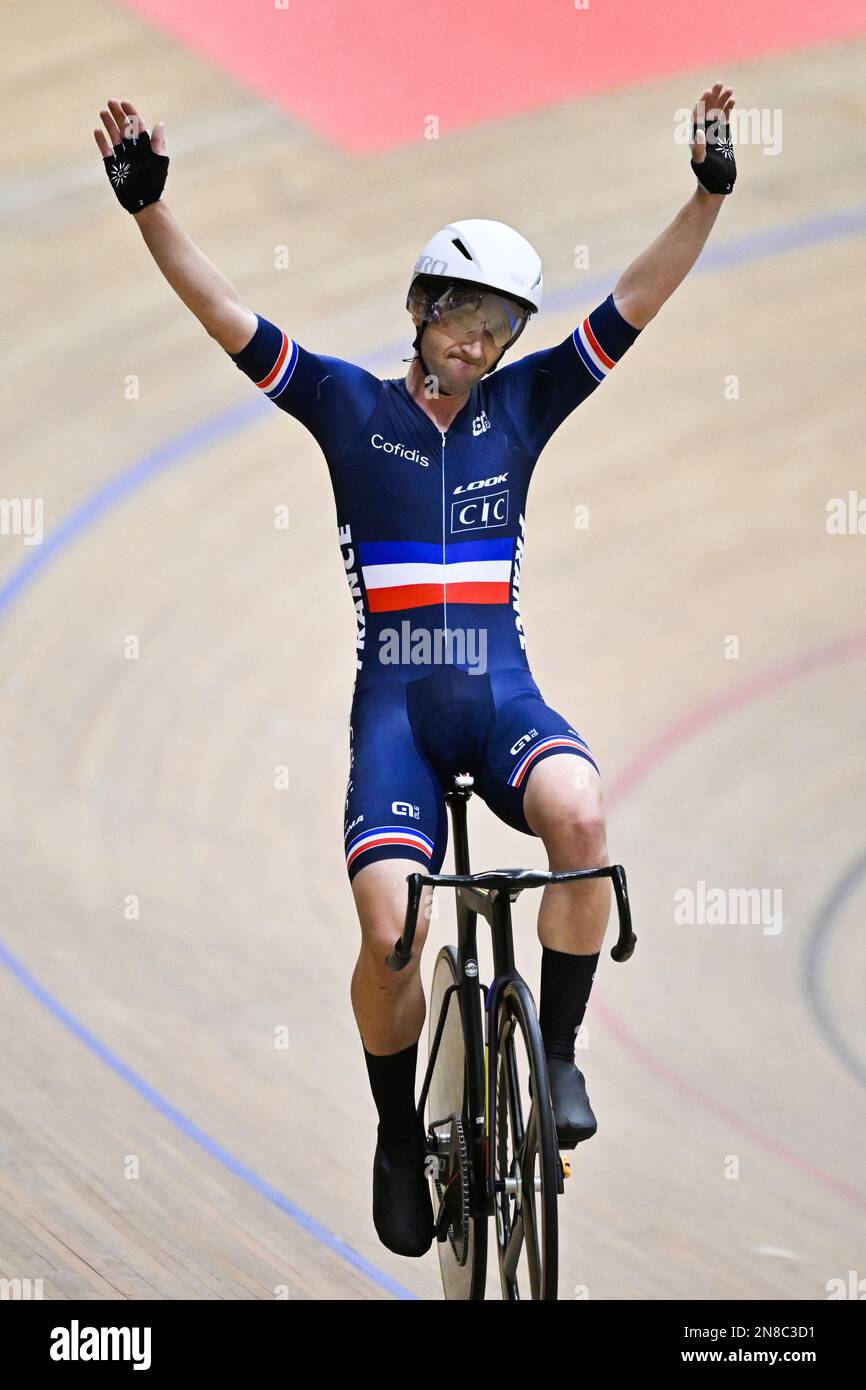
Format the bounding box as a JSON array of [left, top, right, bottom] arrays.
[[717, 136, 734, 161], [101, 126, 169, 214]]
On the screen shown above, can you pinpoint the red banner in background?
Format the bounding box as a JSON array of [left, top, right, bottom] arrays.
[[118, 0, 866, 152]]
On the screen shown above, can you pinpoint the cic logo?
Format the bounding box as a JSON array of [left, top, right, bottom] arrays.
[[451, 490, 509, 534]]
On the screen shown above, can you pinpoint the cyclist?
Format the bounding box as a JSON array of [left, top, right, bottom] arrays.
[[96, 83, 736, 1259]]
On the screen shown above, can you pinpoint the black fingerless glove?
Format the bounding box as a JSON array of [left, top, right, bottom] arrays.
[[690, 116, 736, 195], [103, 128, 169, 213]]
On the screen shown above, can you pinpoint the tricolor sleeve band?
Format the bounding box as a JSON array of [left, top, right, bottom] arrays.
[[230, 314, 299, 399], [573, 293, 642, 383]]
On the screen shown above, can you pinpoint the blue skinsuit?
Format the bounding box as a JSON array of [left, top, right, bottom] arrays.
[[230, 295, 641, 879]]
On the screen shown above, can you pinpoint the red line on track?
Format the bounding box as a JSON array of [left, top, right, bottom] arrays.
[[600, 630, 866, 1214]]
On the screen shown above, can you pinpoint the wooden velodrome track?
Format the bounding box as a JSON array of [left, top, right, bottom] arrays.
[[2, 1, 865, 1300]]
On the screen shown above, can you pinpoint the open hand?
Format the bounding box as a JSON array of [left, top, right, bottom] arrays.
[[94, 99, 169, 213], [689, 81, 737, 195]]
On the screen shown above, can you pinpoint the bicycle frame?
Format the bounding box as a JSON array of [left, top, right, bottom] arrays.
[[386, 774, 636, 1221]]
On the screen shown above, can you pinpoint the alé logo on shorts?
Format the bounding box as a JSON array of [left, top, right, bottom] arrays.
[[451, 472, 509, 535], [391, 800, 420, 820], [509, 727, 539, 757], [371, 433, 430, 467]]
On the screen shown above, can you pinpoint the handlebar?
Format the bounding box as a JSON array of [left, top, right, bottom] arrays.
[[385, 862, 635, 971]]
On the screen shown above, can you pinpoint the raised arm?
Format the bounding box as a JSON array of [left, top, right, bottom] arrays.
[[94, 99, 256, 354], [133, 201, 257, 354], [613, 82, 736, 330]]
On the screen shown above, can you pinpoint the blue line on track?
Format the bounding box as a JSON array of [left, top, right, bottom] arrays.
[[0, 935, 416, 1300], [803, 846, 866, 1093]]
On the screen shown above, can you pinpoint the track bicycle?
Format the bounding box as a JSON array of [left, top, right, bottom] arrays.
[[386, 771, 635, 1300]]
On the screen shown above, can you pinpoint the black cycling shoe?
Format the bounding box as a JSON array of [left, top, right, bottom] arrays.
[[372, 1124, 435, 1258], [547, 1058, 598, 1149]]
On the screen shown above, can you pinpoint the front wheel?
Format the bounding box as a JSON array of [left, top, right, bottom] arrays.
[[492, 979, 559, 1299]]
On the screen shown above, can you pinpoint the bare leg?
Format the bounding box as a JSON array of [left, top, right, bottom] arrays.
[[350, 857, 434, 1053], [523, 755, 611, 952]]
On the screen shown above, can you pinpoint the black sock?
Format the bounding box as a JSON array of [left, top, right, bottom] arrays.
[[363, 1041, 423, 1147], [539, 947, 600, 1063]]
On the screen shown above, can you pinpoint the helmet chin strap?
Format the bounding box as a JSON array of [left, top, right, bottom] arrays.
[[413, 320, 507, 397]]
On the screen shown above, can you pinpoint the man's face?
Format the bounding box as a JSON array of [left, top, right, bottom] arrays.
[[410, 311, 499, 397]]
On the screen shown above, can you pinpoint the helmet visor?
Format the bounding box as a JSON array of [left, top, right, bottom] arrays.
[[407, 280, 530, 350]]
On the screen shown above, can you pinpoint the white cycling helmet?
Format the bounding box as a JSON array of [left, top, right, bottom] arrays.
[[408, 218, 543, 314]]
